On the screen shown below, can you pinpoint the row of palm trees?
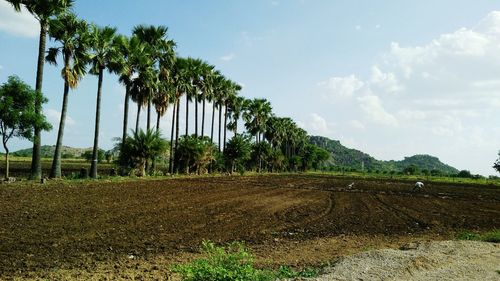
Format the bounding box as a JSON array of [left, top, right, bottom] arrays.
[[7, 0, 313, 178]]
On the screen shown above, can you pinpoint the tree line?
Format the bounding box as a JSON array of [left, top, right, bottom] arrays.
[[2, 0, 330, 179]]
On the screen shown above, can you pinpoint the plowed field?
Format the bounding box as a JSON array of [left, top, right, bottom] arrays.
[[1, 174, 499, 279]]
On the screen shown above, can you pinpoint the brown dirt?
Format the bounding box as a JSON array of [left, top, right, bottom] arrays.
[[0, 174, 499, 280]]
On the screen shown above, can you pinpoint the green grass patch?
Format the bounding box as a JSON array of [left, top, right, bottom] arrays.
[[457, 229, 500, 243], [172, 241, 321, 281]]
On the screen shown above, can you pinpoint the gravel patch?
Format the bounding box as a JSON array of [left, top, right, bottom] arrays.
[[310, 240, 500, 281]]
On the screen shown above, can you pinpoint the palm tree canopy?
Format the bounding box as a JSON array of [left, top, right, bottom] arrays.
[[88, 25, 121, 75], [46, 12, 90, 89], [6, 0, 73, 23]]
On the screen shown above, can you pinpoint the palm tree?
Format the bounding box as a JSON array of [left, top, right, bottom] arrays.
[[6, 0, 73, 180], [209, 71, 223, 145], [116, 35, 149, 151], [243, 98, 273, 144], [132, 25, 173, 131], [169, 58, 191, 173], [46, 13, 90, 178], [121, 129, 168, 177], [227, 95, 249, 137], [199, 63, 215, 137], [87, 25, 121, 179], [223, 82, 242, 148]]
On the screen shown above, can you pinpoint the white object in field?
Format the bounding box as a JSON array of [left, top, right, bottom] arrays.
[[347, 182, 355, 189], [414, 181, 424, 190]]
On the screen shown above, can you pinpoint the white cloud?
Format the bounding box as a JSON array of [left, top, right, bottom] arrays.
[[356, 95, 398, 126], [220, 53, 236, 61], [0, 1, 38, 38], [370, 66, 403, 94], [45, 108, 76, 127], [318, 74, 364, 99], [271, 1, 279, 6], [355, 25, 361, 31], [375, 24, 381, 29], [349, 120, 365, 130], [300, 113, 332, 136]]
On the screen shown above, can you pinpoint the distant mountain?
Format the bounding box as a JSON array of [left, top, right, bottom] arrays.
[[310, 136, 459, 174], [12, 145, 91, 158]]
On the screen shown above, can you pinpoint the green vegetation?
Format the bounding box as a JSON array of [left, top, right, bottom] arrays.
[[0, 76, 51, 179], [119, 129, 168, 177], [172, 241, 320, 281], [457, 229, 500, 243]]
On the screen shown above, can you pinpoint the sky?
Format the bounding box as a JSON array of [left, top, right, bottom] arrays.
[[1, 0, 500, 176]]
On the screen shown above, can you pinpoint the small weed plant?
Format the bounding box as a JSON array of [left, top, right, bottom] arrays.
[[172, 241, 274, 281], [172, 241, 321, 281]]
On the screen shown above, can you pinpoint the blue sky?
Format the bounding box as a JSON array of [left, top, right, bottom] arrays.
[[1, 0, 500, 175]]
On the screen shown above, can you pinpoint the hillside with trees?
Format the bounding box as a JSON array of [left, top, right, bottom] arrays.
[[310, 136, 459, 175]]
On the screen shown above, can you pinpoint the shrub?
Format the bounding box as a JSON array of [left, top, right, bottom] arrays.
[[223, 134, 252, 174], [175, 135, 217, 174], [457, 229, 500, 243], [172, 241, 274, 281]]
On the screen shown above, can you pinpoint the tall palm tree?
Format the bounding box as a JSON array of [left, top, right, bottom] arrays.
[[87, 25, 121, 179], [6, 0, 73, 180], [199, 63, 215, 137], [227, 95, 249, 137], [116, 35, 148, 151], [169, 58, 191, 174], [223, 82, 242, 148], [243, 98, 273, 144], [46, 13, 90, 178], [209, 71, 223, 145], [132, 25, 173, 131]]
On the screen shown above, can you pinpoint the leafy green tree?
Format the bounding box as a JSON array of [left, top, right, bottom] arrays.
[[0, 76, 51, 179], [494, 151, 500, 174], [403, 164, 418, 175], [457, 170, 472, 178], [119, 129, 168, 177], [6, 0, 73, 180], [46, 12, 91, 178], [223, 134, 252, 174], [88, 25, 121, 178]]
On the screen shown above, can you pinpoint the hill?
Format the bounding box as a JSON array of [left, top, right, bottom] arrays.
[[310, 136, 459, 174], [12, 145, 90, 158]]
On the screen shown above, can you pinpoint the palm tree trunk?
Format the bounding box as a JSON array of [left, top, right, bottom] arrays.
[[90, 68, 104, 179], [147, 99, 151, 131], [175, 97, 181, 173], [210, 101, 215, 143], [234, 119, 238, 137], [195, 94, 199, 137], [30, 21, 48, 181], [121, 84, 130, 150], [50, 60, 70, 179], [156, 110, 161, 132], [169, 98, 177, 174], [223, 104, 228, 150], [201, 94, 206, 137], [185, 94, 189, 136], [218, 103, 222, 152], [135, 103, 141, 133]]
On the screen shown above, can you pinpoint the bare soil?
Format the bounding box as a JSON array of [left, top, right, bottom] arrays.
[[0, 174, 499, 280]]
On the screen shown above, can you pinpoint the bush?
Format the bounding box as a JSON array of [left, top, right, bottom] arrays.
[[175, 135, 217, 174], [172, 241, 274, 281], [223, 134, 252, 174]]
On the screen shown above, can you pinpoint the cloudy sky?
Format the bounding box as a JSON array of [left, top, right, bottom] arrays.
[[0, 0, 499, 175]]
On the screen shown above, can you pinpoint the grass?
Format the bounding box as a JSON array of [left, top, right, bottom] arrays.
[[457, 229, 500, 243]]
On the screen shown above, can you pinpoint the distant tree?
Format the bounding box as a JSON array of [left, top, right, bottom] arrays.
[[223, 134, 252, 174], [494, 151, 500, 174], [82, 149, 105, 163], [457, 170, 472, 178], [403, 164, 418, 175], [0, 76, 51, 179]]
